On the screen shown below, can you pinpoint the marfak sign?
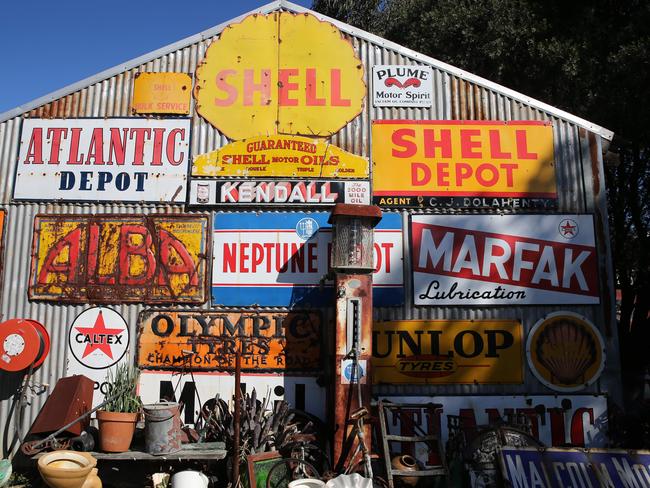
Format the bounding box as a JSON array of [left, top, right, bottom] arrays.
[[29, 214, 209, 303], [14, 118, 190, 202], [372, 320, 523, 384], [137, 310, 321, 372], [411, 214, 599, 305], [193, 12, 365, 140], [372, 65, 433, 107], [372, 120, 556, 208]]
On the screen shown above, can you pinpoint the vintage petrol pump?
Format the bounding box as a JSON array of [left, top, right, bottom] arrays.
[[328, 203, 382, 464]]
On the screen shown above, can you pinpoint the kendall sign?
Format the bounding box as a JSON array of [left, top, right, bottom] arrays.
[[14, 118, 190, 202], [412, 214, 599, 305]]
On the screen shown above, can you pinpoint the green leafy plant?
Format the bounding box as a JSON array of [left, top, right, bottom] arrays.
[[103, 363, 142, 413]]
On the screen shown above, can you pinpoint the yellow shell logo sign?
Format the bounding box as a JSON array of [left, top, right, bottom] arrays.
[[194, 12, 365, 140], [526, 312, 605, 392]]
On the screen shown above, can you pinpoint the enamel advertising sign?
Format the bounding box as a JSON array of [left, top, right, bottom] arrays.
[[131, 72, 192, 115], [527, 312, 606, 392], [212, 212, 404, 306], [500, 447, 650, 488], [137, 310, 322, 372], [189, 180, 370, 206], [194, 12, 365, 139], [14, 118, 190, 202], [372, 65, 433, 107], [192, 135, 368, 178], [411, 214, 599, 305], [372, 320, 523, 384], [29, 214, 209, 303], [372, 120, 556, 209], [380, 395, 608, 450]]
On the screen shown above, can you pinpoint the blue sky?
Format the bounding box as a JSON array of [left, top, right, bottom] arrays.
[[0, 0, 312, 114]]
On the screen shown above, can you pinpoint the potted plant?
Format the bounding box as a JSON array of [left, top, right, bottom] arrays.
[[96, 363, 142, 453]]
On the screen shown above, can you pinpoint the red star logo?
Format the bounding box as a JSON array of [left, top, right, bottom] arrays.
[[560, 220, 577, 236], [74, 311, 124, 359]]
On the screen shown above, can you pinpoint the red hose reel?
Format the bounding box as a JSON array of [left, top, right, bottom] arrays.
[[0, 319, 50, 372]]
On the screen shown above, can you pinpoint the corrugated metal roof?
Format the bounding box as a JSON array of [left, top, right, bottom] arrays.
[[0, 0, 613, 141]]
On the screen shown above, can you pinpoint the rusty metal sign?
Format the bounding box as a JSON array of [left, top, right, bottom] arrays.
[[29, 214, 209, 303], [372, 320, 523, 384], [193, 12, 365, 139], [131, 72, 192, 115], [137, 310, 322, 372], [192, 135, 369, 178]]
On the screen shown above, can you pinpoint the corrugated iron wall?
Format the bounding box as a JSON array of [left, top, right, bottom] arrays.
[[0, 9, 618, 457]]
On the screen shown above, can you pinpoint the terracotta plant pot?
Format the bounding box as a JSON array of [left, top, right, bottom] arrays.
[[391, 454, 419, 487], [37, 451, 100, 488], [96, 410, 138, 453]]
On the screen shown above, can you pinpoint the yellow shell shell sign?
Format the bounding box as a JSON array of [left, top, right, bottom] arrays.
[[194, 12, 366, 140]]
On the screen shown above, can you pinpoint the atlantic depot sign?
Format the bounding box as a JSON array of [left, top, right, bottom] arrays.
[[372, 120, 556, 209], [193, 12, 365, 139], [137, 310, 321, 372], [412, 214, 599, 305], [372, 320, 523, 384], [192, 135, 368, 178], [29, 215, 208, 303], [14, 118, 190, 202]]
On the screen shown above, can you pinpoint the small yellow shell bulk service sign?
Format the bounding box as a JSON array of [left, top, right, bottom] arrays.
[[131, 73, 192, 115], [193, 12, 365, 140]]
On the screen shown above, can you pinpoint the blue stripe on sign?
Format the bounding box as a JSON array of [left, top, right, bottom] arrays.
[[213, 212, 332, 230]]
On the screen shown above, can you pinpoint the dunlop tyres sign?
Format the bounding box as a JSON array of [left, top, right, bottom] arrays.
[[372, 320, 523, 384], [372, 120, 556, 209], [29, 215, 209, 303], [411, 214, 600, 305], [137, 310, 322, 372], [193, 12, 365, 139]]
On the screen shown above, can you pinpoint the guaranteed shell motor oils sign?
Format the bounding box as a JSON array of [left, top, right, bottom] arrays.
[[372, 120, 556, 208], [412, 214, 599, 305], [212, 212, 404, 307], [372, 320, 523, 384], [193, 12, 365, 139], [29, 215, 208, 303], [192, 135, 368, 179], [137, 310, 321, 372], [14, 118, 190, 202]]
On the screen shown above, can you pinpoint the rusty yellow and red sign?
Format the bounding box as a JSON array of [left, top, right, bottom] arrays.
[[372, 121, 556, 204], [131, 72, 192, 115], [372, 320, 523, 384], [137, 310, 322, 372], [29, 215, 209, 303], [194, 12, 365, 140], [192, 135, 368, 178]]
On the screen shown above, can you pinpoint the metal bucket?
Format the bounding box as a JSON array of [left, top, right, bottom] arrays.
[[143, 402, 181, 455]]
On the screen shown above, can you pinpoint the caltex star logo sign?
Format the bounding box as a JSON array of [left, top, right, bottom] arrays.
[[68, 307, 129, 369], [558, 218, 579, 239]]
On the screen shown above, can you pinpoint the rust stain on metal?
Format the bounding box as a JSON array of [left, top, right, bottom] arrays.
[[28, 214, 209, 304]]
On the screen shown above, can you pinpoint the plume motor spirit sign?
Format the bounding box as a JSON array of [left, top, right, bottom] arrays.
[[372, 65, 433, 107], [212, 212, 403, 306], [372, 120, 556, 209], [412, 214, 599, 305], [137, 310, 321, 372], [14, 118, 190, 202], [372, 320, 523, 384], [194, 12, 365, 139], [29, 215, 208, 303]]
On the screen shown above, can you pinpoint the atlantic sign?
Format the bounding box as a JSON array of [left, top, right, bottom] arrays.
[[372, 120, 556, 209], [412, 214, 599, 305], [212, 212, 404, 306], [194, 12, 365, 139], [14, 118, 190, 202]]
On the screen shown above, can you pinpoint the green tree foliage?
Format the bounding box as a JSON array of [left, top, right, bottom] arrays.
[[313, 0, 650, 396]]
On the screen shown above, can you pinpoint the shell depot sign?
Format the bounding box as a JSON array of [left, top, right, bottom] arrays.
[[194, 12, 365, 140]]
